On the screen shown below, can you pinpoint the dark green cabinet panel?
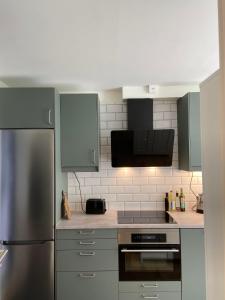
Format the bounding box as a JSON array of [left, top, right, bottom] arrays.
[[0, 88, 55, 128], [181, 229, 206, 300], [177, 92, 201, 171], [60, 94, 99, 172]]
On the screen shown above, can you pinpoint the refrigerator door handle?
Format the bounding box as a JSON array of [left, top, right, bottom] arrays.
[[2, 240, 53, 246]]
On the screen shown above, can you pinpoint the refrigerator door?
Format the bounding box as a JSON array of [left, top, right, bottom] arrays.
[[0, 241, 54, 300], [0, 129, 54, 241]]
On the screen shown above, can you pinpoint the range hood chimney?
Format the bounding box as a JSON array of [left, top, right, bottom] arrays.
[[111, 98, 175, 167]]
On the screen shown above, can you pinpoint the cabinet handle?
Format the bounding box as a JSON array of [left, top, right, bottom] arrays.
[[141, 295, 159, 299], [48, 109, 52, 125], [79, 273, 96, 279], [91, 149, 96, 165], [121, 249, 179, 253], [79, 241, 96, 245], [79, 251, 96, 256], [141, 283, 158, 288], [79, 230, 95, 235]]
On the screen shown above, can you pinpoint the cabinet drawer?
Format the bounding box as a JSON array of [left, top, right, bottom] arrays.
[[57, 271, 118, 300], [56, 249, 118, 271], [56, 229, 117, 240], [56, 238, 117, 250], [119, 281, 181, 293], [119, 292, 181, 300]]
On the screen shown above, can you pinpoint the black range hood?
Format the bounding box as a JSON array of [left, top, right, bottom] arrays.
[[111, 99, 175, 167]]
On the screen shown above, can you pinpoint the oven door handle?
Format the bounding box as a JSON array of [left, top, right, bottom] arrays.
[[120, 249, 179, 253]]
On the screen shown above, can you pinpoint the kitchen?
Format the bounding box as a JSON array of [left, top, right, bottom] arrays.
[[0, 1, 223, 300]]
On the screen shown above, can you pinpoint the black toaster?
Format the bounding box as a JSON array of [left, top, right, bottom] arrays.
[[85, 199, 107, 214]]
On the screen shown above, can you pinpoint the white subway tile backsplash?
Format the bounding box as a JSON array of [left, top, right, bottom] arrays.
[[68, 98, 202, 211], [154, 104, 171, 112], [107, 104, 123, 113], [141, 202, 157, 210], [85, 178, 101, 186], [141, 185, 157, 193], [107, 121, 123, 129], [117, 194, 133, 202], [92, 186, 109, 194], [164, 112, 177, 120], [133, 177, 148, 185], [101, 113, 115, 121], [116, 177, 132, 185], [116, 113, 127, 121], [101, 177, 117, 185], [155, 120, 172, 129], [124, 202, 141, 211]]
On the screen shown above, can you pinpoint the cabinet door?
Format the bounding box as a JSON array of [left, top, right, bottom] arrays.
[[189, 93, 201, 170], [60, 94, 99, 172], [181, 229, 206, 300], [0, 88, 55, 128], [57, 271, 118, 300], [177, 92, 201, 171]]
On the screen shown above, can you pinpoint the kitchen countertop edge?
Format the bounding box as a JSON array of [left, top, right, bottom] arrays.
[[56, 210, 204, 230]]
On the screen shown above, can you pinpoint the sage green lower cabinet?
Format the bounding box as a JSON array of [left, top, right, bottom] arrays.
[[56, 228, 118, 300], [119, 292, 181, 300], [119, 281, 181, 300], [56, 249, 118, 271], [181, 229, 206, 300], [57, 271, 118, 300]]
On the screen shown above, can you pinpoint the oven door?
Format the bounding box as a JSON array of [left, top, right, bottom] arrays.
[[119, 244, 181, 281]]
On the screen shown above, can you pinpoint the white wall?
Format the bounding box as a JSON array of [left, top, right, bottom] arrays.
[[68, 89, 202, 211]]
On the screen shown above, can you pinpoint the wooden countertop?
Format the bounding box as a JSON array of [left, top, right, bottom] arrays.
[[56, 210, 204, 229]]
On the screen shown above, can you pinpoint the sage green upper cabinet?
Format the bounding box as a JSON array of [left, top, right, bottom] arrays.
[[177, 92, 201, 171], [60, 94, 99, 172], [181, 229, 206, 300], [0, 88, 55, 128]]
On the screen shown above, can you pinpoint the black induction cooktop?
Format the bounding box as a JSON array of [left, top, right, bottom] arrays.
[[117, 210, 176, 224]]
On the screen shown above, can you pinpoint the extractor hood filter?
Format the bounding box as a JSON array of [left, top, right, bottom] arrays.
[[111, 99, 175, 167]]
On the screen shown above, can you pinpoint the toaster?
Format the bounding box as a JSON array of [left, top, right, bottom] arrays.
[[85, 199, 107, 214]]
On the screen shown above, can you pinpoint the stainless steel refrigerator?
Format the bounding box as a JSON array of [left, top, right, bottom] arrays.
[[0, 129, 54, 300]]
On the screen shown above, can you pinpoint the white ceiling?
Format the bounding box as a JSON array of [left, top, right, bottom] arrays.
[[0, 0, 219, 91]]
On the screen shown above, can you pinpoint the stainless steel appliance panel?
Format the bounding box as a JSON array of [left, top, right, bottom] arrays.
[[0, 241, 54, 300], [118, 228, 180, 245], [0, 129, 54, 241]]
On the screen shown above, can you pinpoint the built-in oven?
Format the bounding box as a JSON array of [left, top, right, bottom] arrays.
[[118, 228, 181, 281]]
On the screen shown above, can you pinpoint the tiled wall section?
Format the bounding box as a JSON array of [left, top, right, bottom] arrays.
[[68, 94, 202, 211]]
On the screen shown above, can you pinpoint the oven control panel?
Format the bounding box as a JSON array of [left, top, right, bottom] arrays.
[[131, 233, 166, 243]]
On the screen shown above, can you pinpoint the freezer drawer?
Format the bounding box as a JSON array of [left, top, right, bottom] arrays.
[[0, 241, 54, 300]]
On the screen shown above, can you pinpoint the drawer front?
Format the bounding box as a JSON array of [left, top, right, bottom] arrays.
[[119, 282, 181, 293], [119, 292, 181, 300], [56, 238, 118, 250], [56, 229, 117, 240], [56, 249, 118, 271], [57, 271, 118, 300]]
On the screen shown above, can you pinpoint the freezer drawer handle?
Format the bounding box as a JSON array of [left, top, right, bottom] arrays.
[[79, 241, 96, 245], [79, 230, 95, 235], [79, 273, 96, 279], [79, 251, 96, 256], [121, 249, 179, 253], [141, 295, 159, 299], [141, 283, 158, 288]]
